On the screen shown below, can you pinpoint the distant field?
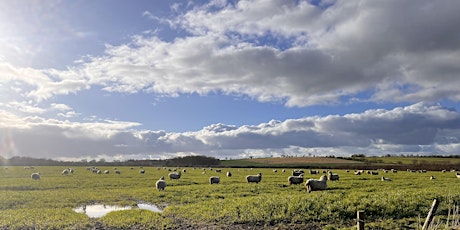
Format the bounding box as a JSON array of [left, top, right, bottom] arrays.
[[221, 157, 362, 167], [221, 156, 460, 168], [365, 156, 460, 165]]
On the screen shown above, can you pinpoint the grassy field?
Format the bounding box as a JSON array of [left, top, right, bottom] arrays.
[[0, 165, 460, 229]]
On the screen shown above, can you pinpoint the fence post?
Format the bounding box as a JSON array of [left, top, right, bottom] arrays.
[[422, 198, 439, 230], [357, 210, 365, 230]]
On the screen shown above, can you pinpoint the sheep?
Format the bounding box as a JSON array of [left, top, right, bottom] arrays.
[[104, 170, 110, 174], [226, 171, 232, 177], [327, 171, 339, 181], [381, 176, 392, 181], [169, 171, 181, 180], [155, 177, 167, 191], [305, 175, 327, 193], [210, 176, 220, 184], [456, 173, 460, 179], [215, 169, 222, 173], [288, 174, 304, 185], [309, 169, 319, 174], [246, 173, 262, 183], [273, 169, 278, 173], [354, 170, 362, 175], [292, 169, 304, 176], [430, 176, 436, 180], [139, 169, 145, 174], [62, 169, 70, 175], [115, 170, 121, 174], [31, 172, 41, 180]]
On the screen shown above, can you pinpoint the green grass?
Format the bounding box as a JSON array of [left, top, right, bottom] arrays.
[[0, 166, 459, 229]]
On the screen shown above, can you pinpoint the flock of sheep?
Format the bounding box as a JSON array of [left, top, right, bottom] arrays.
[[28, 166, 460, 193]]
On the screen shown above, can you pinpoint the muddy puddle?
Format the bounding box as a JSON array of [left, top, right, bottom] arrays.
[[74, 203, 162, 218]]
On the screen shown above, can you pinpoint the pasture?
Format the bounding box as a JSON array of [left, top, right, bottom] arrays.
[[0, 166, 459, 229]]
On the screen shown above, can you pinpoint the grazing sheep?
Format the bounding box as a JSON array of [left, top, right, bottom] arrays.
[[354, 170, 362, 175], [309, 169, 319, 174], [115, 170, 121, 174], [273, 169, 278, 173], [292, 170, 304, 176], [226, 171, 232, 177], [155, 177, 167, 191], [139, 169, 145, 174], [288, 174, 304, 185], [62, 169, 70, 175], [31, 172, 41, 180], [104, 170, 109, 174], [381, 176, 392, 181], [327, 171, 339, 181], [305, 175, 327, 193], [210, 176, 220, 184], [430, 176, 436, 180], [215, 169, 222, 173], [246, 173, 262, 183], [456, 173, 460, 179], [370, 171, 379, 175], [169, 172, 181, 180], [282, 169, 286, 173]]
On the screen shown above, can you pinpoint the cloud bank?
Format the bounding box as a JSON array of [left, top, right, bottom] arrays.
[[1, 102, 459, 161]]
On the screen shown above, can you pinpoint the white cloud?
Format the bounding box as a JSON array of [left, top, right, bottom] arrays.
[[1, 102, 459, 160]]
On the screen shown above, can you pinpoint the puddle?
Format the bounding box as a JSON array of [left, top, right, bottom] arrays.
[[74, 203, 162, 218]]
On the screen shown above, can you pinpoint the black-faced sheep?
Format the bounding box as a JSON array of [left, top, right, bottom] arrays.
[[210, 176, 220, 184], [62, 169, 69, 175], [456, 173, 460, 179], [226, 171, 232, 177], [288, 174, 304, 185], [169, 172, 181, 180], [309, 169, 319, 174], [327, 171, 339, 181], [139, 169, 145, 174], [246, 173, 262, 183], [305, 175, 327, 193], [31, 172, 41, 180], [155, 177, 167, 191]]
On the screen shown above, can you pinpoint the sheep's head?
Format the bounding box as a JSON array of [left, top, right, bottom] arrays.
[[320, 175, 327, 181]]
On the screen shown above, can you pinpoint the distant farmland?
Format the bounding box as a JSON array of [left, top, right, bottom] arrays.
[[221, 157, 363, 167]]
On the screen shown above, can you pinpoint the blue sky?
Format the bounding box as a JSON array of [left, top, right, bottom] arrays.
[[1, 0, 460, 161]]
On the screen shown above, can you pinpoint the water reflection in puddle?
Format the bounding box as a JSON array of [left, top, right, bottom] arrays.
[[74, 203, 162, 218]]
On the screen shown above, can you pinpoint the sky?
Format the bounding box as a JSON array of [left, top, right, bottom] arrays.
[[1, 0, 460, 161]]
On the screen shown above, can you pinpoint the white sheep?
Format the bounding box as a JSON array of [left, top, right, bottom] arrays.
[[139, 169, 145, 174], [288, 174, 304, 185], [305, 175, 327, 193], [381, 176, 392, 181], [155, 176, 167, 191], [226, 171, 232, 177], [169, 171, 181, 180], [31, 172, 41, 180], [327, 171, 339, 181], [292, 169, 304, 176], [246, 173, 262, 183], [210, 176, 220, 184], [115, 170, 121, 174], [62, 169, 69, 175], [456, 172, 460, 179], [430, 176, 436, 180]]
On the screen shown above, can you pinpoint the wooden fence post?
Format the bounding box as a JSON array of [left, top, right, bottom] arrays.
[[422, 198, 439, 230], [357, 210, 365, 230]]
